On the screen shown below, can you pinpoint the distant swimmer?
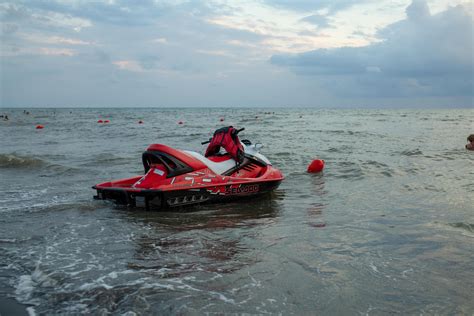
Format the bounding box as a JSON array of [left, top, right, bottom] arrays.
[[466, 134, 474, 151]]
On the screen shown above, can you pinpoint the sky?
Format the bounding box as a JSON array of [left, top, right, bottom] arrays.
[[0, 0, 473, 108]]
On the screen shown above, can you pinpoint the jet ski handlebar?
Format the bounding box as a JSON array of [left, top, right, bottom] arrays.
[[201, 127, 245, 145]]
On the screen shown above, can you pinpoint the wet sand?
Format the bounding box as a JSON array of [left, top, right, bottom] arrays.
[[0, 296, 29, 316]]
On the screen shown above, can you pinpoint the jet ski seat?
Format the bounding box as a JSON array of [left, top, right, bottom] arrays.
[[184, 150, 237, 175]]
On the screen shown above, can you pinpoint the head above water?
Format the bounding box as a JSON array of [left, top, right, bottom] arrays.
[[466, 134, 474, 150]]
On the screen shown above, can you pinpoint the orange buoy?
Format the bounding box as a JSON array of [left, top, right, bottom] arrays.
[[307, 159, 324, 173], [104, 120, 110, 123], [36, 125, 44, 129], [97, 119, 103, 123]]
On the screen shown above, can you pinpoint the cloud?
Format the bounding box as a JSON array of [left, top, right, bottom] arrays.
[[1, 0, 472, 107], [263, 0, 360, 13], [39, 47, 76, 56], [151, 37, 168, 44], [22, 34, 92, 45], [405, 0, 430, 20], [205, 1, 372, 55], [6, 0, 212, 28], [195, 49, 235, 58], [300, 14, 331, 28], [0, 2, 93, 31], [113, 60, 143, 72], [270, 1, 474, 98]]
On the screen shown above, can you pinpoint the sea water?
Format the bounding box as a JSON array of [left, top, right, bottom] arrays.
[[0, 108, 473, 314]]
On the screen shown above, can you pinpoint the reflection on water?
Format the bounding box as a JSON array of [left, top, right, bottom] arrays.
[[306, 173, 327, 228], [128, 195, 283, 273], [125, 192, 283, 229]]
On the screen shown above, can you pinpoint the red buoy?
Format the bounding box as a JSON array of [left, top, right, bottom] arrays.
[[138, 120, 143, 124], [220, 117, 225, 122], [307, 159, 324, 173], [104, 120, 110, 123], [178, 121, 184, 125], [36, 125, 44, 129], [97, 119, 103, 123]]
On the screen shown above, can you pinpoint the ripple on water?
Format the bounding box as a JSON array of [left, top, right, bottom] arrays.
[[400, 149, 424, 156], [0, 153, 46, 169], [332, 161, 364, 180], [448, 222, 474, 235]]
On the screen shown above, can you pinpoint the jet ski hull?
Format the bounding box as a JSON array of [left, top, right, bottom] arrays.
[[93, 177, 282, 211]]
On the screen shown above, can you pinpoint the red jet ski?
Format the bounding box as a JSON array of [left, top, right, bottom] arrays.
[[93, 127, 284, 211]]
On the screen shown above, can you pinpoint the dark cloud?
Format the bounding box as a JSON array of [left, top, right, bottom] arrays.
[[271, 1, 474, 99]]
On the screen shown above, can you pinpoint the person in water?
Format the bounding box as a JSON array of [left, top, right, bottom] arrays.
[[466, 134, 474, 150]]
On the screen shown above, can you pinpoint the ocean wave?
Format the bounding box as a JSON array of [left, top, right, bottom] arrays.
[[448, 222, 474, 233], [361, 160, 394, 177], [400, 149, 423, 156], [80, 153, 133, 166], [0, 153, 81, 177], [332, 161, 364, 179], [0, 153, 46, 169]]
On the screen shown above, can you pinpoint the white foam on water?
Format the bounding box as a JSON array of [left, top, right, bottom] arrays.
[[15, 275, 35, 301], [79, 280, 113, 291], [141, 282, 175, 291], [0, 238, 18, 243], [401, 268, 414, 278], [31, 267, 58, 287], [14, 264, 60, 305], [26, 306, 37, 316], [369, 262, 379, 273], [62, 264, 94, 277], [0, 191, 71, 213], [210, 291, 236, 304], [63, 303, 89, 313]]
